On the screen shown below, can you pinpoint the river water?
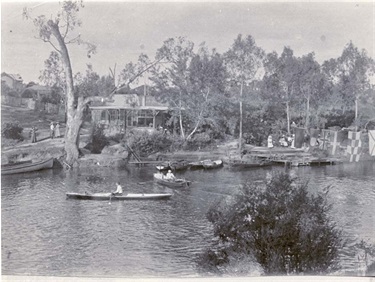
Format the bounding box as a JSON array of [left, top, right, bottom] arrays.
[[1, 161, 374, 278]]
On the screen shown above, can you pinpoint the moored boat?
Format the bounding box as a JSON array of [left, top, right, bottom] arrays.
[[66, 192, 172, 200], [1, 158, 54, 175], [153, 173, 191, 188], [202, 159, 223, 169], [226, 157, 272, 168], [155, 162, 170, 171], [169, 160, 190, 171], [155, 160, 190, 171], [188, 161, 205, 170]]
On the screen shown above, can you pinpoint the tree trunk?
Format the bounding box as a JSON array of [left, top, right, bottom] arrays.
[[65, 98, 85, 165], [286, 101, 290, 135], [355, 96, 358, 131], [179, 109, 185, 139], [49, 20, 81, 166], [179, 94, 185, 139], [65, 116, 83, 165], [306, 95, 310, 129], [239, 81, 243, 154]]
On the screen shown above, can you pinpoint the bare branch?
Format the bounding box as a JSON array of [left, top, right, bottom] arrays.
[[109, 64, 117, 86], [62, 20, 70, 39], [127, 56, 164, 86], [65, 34, 81, 45], [34, 36, 61, 54]]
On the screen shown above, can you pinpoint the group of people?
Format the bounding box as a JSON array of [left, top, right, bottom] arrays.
[[29, 121, 61, 143], [50, 121, 61, 139], [268, 135, 292, 148]]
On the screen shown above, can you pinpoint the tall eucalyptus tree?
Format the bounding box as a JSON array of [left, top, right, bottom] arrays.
[[224, 34, 264, 152]]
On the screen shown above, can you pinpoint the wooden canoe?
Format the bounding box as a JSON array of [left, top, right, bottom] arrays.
[[66, 192, 172, 200], [153, 173, 191, 188], [1, 158, 54, 175]]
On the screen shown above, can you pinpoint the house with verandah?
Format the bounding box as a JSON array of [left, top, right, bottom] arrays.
[[89, 85, 169, 135]]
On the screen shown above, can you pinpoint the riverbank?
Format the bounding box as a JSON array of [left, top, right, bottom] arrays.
[[2, 134, 372, 169], [2, 105, 373, 168]]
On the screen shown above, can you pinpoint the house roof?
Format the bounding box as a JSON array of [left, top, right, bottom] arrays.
[[90, 105, 169, 111], [1, 73, 23, 82], [91, 92, 168, 109]]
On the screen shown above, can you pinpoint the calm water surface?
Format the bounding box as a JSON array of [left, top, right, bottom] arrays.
[[2, 161, 374, 277]]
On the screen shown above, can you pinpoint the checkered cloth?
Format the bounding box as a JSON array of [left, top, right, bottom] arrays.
[[347, 131, 362, 162], [369, 130, 375, 156]]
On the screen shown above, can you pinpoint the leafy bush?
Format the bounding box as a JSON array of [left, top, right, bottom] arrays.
[[125, 130, 174, 157], [21, 88, 36, 98], [108, 133, 124, 143], [322, 110, 355, 129], [186, 132, 214, 150], [242, 108, 274, 146], [40, 89, 61, 105], [1, 122, 24, 140], [198, 172, 343, 275], [90, 125, 109, 154]]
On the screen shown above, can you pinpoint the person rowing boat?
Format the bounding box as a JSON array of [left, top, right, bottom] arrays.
[[165, 170, 176, 181], [112, 182, 123, 196]]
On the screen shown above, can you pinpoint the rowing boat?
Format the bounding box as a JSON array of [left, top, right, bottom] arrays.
[[1, 158, 54, 175], [66, 192, 173, 200], [153, 173, 191, 188]]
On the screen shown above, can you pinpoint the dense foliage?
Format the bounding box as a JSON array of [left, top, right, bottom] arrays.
[[1, 122, 24, 140], [198, 172, 343, 275], [89, 125, 109, 154], [125, 130, 174, 157]]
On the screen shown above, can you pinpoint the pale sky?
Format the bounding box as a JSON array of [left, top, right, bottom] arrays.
[[1, 0, 374, 84]]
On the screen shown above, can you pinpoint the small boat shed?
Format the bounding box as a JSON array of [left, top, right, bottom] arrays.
[[89, 92, 169, 134]]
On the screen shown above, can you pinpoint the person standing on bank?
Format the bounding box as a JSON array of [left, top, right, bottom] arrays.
[[112, 182, 123, 196], [55, 122, 61, 138], [31, 126, 38, 143], [50, 122, 55, 139]]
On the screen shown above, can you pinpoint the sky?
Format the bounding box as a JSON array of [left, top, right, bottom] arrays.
[[1, 0, 374, 84]]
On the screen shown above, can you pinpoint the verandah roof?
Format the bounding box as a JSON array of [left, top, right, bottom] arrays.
[[89, 106, 169, 111]]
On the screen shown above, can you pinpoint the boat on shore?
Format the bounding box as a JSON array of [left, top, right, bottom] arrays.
[[66, 192, 172, 200], [1, 158, 54, 175], [153, 173, 191, 188]]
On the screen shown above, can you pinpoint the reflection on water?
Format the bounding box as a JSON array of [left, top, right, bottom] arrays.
[[1, 162, 374, 277]]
